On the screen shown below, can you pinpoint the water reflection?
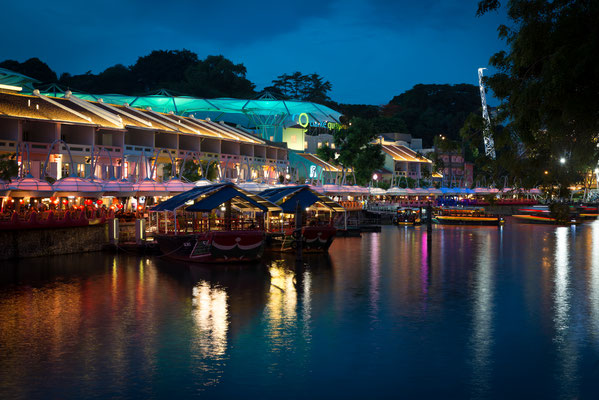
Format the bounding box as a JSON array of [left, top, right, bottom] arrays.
[[470, 232, 495, 398], [2, 224, 599, 398], [553, 226, 578, 397], [590, 222, 599, 346]]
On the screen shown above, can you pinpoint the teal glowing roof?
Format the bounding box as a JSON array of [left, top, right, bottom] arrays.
[[0, 68, 39, 89], [38, 89, 342, 129]]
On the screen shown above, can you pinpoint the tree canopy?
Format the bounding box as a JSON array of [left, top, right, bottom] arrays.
[[477, 0, 599, 190], [386, 84, 481, 147], [264, 72, 332, 102], [0, 58, 57, 84], [56, 51, 255, 98], [316, 118, 385, 185]]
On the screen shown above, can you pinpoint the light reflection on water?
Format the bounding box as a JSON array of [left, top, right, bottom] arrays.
[[1, 222, 599, 398], [470, 231, 495, 398]]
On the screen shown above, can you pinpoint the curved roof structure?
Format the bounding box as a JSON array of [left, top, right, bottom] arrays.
[[151, 182, 281, 213], [39, 89, 342, 129], [0, 68, 39, 89], [259, 185, 345, 213]]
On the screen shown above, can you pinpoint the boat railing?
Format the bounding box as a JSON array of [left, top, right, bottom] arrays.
[[154, 216, 265, 235]]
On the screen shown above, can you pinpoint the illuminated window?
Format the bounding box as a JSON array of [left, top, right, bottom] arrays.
[[331, 143, 335, 149], [317, 142, 322, 148], [304, 141, 308, 149]]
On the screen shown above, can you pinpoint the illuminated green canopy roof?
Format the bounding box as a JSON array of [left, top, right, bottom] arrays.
[[38, 88, 342, 129], [0, 68, 39, 89]]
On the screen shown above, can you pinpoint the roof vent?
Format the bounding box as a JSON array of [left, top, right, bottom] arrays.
[[98, 98, 104, 103], [146, 107, 152, 111], [33, 89, 40, 96], [169, 111, 174, 115], [124, 103, 129, 107], [206, 118, 211, 122], [65, 90, 72, 98]]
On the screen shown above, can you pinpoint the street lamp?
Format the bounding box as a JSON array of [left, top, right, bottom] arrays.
[[559, 157, 566, 164]]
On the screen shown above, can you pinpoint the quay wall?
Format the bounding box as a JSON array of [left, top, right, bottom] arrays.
[[0, 224, 109, 260]]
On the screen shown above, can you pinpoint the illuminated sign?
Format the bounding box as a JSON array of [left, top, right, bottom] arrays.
[[309, 165, 318, 178], [293, 113, 341, 131]]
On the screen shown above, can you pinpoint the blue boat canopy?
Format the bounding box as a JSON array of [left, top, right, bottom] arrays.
[[259, 185, 345, 213], [150, 183, 281, 213]]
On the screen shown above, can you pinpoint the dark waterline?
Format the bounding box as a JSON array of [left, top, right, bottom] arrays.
[[1, 221, 599, 399]]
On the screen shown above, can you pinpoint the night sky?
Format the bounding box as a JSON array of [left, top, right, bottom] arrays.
[[2, 0, 506, 105]]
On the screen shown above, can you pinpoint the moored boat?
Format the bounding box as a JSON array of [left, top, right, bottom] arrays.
[[150, 183, 281, 263], [512, 205, 583, 225], [154, 230, 265, 263], [259, 185, 345, 253], [393, 207, 422, 226], [434, 207, 504, 226]]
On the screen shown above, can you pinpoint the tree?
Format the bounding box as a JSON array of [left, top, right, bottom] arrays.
[[477, 0, 599, 190], [60, 64, 141, 94], [0, 153, 18, 182], [319, 118, 385, 185], [184, 55, 255, 98], [0, 58, 57, 84], [131, 49, 199, 91], [386, 84, 481, 146], [163, 160, 218, 181], [265, 72, 332, 102]]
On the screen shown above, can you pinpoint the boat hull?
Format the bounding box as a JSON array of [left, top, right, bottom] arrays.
[[155, 231, 265, 263], [266, 226, 337, 253], [512, 215, 583, 225], [435, 216, 503, 226]]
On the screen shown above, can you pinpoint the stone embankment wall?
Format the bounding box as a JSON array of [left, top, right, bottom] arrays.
[[0, 224, 109, 260]]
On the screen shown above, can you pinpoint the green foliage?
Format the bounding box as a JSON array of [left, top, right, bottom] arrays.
[[329, 118, 385, 185], [0, 58, 57, 84], [398, 177, 417, 189], [131, 49, 198, 91], [316, 145, 337, 164], [386, 84, 481, 146], [163, 160, 218, 182], [0, 153, 18, 182], [184, 55, 255, 98], [55, 50, 255, 98], [265, 72, 332, 102], [477, 0, 599, 189]]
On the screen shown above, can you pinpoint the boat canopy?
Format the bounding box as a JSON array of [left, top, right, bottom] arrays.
[[151, 183, 281, 213], [259, 185, 345, 213]]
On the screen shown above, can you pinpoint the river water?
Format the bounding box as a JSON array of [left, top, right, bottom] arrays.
[[1, 221, 599, 399]]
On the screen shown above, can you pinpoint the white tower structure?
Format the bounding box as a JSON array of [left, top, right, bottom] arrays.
[[478, 68, 496, 159]]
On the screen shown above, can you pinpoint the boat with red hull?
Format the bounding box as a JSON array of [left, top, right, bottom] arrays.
[[149, 183, 282, 264], [266, 225, 337, 253], [258, 185, 345, 253], [156, 230, 265, 263]]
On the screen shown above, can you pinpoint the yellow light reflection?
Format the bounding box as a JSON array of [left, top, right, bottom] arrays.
[[266, 261, 298, 346], [191, 282, 229, 358]]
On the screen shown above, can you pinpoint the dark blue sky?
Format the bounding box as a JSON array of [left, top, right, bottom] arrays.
[[1, 0, 506, 105]]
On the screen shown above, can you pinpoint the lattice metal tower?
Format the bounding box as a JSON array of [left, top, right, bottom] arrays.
[[478, 68, 496, 159]]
